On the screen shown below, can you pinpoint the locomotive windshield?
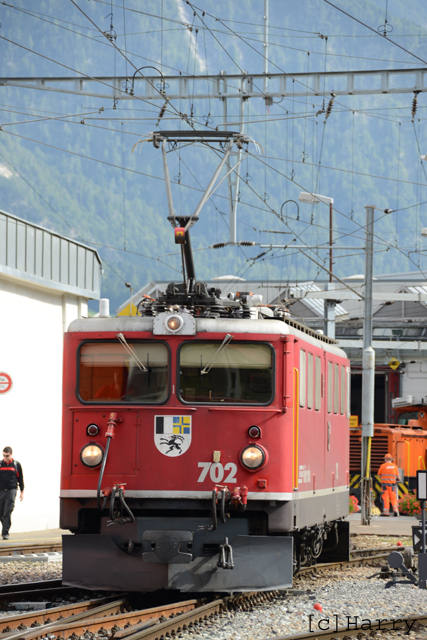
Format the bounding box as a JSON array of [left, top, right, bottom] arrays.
[[179, 342, 273, 404], [397, 411, 421, 425], [78, 342, 168, 403]]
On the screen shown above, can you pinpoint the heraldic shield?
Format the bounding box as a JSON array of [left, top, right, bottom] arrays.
[[154, 415, 192, 456]]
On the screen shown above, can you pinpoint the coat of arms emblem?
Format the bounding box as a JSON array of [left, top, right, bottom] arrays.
[[154, 415, 192, 456]]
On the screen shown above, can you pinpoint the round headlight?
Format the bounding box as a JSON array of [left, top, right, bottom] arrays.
[[240, 445, 267, 471], [166, 315, 183, 333], [81, 443, 104, 468]]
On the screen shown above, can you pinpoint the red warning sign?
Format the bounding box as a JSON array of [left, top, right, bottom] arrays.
[[0, 373, 12, 394]]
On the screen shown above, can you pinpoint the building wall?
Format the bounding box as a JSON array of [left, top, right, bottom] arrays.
[[401, 362, 427, 399], [0, 275, 87, 533]]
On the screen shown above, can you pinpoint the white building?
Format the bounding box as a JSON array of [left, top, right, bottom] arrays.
[[0, 209, 101, 533]]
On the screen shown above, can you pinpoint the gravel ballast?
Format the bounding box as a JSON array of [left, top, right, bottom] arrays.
[[1, 538, 426, 640], [177, 565, 427, 639], [0, 562, 62, 585]]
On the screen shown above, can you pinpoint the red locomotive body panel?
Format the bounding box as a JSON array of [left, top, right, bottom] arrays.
[[61, 315, 350, 592], [63, 331, 292, 496]]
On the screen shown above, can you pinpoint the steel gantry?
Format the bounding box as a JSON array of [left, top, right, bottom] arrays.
[[1, 66, 425, 242], [2, 67, 426, 100]]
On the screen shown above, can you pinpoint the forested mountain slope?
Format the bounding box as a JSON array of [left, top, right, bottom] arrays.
[[0, 0, 426, 311]]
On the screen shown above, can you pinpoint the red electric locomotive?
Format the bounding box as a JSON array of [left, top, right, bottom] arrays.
[[60, 241, 350, 591], [60, 131, 350, 592]]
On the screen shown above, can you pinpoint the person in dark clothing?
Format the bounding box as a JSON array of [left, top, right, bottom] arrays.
[[0, 447, 24, 540]]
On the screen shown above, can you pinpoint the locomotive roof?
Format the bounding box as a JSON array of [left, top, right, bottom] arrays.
[[68, 316, 348, 359]]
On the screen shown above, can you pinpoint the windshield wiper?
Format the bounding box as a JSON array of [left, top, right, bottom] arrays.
[[116, 333, 147, 371], [201, 334, 233, 375]]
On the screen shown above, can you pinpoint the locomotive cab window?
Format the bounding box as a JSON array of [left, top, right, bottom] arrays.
[[397, 411, 420, 425], [179, 342, 273, 404], [78, 342, 169, 403]]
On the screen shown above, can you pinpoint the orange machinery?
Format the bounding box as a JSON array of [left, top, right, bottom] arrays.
[[350, 400, 427, 501]]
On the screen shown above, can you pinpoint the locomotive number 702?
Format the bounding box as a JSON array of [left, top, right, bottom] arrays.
[[197, 462, 238, 483]]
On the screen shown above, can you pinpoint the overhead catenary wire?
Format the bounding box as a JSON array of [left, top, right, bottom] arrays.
[[182, 0, 421, 131], [243, 150, 427, 280], [0, 32, 424, 310], [0, 149, 184, 279], [0, 151, 132, 286], [2, 96, 424, 251], [21, 0, 399, 86], [175, 135, 375, 291], [2, 6, 235, 134], [323, 0, 427, 65], [3, 123, 425, 258], [0, 34, 180, 125], [4, 2, 427, 289], [2, 8, 421, 132], [0, 1, 212, 80], [68, 0, 201, 129], [185, 0, 355, 121]]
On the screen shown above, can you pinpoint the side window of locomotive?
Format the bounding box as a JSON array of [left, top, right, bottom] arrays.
[[78, 342, 169, 403], [346, 367, 351, 418], [340, 365, 346, 415], [315, 356, 321, 410], [299, 350, 306, 408], [334, 363, 339, 414], [397, 411, 419, 425], [179, 342, 273, 404], [307, 353, 313, 409], [327, 361, 333, 413]]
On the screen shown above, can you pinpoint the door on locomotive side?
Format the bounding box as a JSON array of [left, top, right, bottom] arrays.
[[324, 355, 350, 500], [292, 341, 326, 495]]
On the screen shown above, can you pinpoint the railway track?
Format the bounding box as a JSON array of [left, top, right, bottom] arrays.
[[0, 592, 278, 640], [0, 543, 62, 557], [1, 588, 426, 640], [0, 545, 417, 640], [297, 545, 406, 575], [0, 581, 87, 606]]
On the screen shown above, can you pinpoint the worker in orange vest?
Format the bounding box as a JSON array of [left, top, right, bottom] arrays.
[[378, 453, 399, 517]]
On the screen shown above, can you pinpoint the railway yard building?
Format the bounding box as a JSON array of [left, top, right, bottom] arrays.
[[0, 209, 101, 532]]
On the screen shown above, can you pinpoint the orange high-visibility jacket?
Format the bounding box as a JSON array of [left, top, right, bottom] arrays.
[[377, 461, 399, 484]]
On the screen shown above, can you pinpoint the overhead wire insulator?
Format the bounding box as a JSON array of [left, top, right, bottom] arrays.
[[412, 91, 421, 123], [253, 251, 267, 261], [156, 98, 169, 127], [211, 241, 255, 249], [325, 93, 336, 122]]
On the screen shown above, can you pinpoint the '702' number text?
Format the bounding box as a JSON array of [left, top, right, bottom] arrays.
[[197, 462, 237, 483]]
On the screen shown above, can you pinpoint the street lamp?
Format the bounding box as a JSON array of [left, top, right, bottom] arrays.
[[298, 192, 334, 282], [298, 192, 335, 338]]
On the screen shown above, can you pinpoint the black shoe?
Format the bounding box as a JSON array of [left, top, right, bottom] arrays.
[[394, 512, 399, 517], [380, 514, 390, 517], [2, 534, 9, 540]]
